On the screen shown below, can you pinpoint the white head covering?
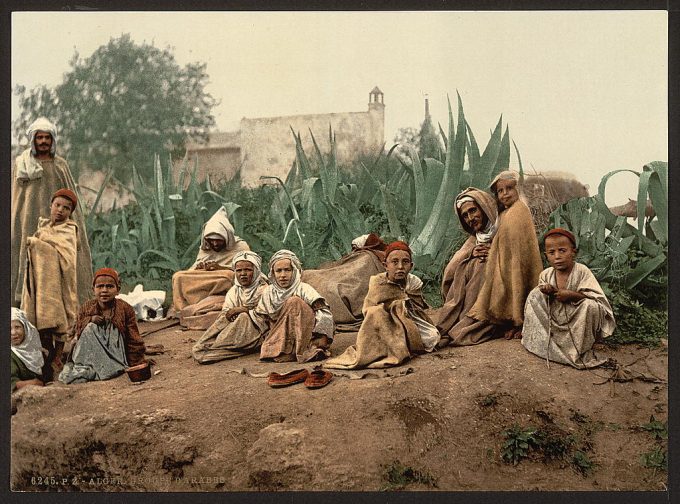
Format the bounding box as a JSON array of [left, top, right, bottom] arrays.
[[200, 206, 236, 251], [11, 308, 44, 375], [28, 117, 58, 156], [490, 170, 520, 194], [230, 251, 266, 307], [455, 188, 498, 245], [14, 117, 58, 181], [256, 250, 303, 317]]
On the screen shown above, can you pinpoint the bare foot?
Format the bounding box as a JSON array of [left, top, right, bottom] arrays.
[[503, 328, 515, 340]]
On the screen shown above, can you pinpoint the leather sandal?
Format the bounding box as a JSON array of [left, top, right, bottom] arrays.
[[267, 369, 309, 388], [304, 369, 333, 389]]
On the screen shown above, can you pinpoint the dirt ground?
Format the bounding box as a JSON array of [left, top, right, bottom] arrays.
[[10, 318, 668, 492]]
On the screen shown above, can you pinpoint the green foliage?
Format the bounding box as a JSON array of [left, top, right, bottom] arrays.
[[501, 424, 539, 465], [639, 416, 668, 441], [571, 451, 595, 477], [640, 447, 667, 472], [547, 162, 668, 346], [381, 461, 438, 490], [604, 286, 667, 346], [14, 34, 216, 182]]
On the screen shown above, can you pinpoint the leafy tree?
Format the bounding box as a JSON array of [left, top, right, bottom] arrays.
[[393, 126, 419, 160], [14, 34, 217, 181]]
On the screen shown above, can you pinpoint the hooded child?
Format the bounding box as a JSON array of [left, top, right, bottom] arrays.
[[11, 308, 45, 392], [255, 250, 334, 363], [192, 251, 269, 363], [467, 171, 543, 339]]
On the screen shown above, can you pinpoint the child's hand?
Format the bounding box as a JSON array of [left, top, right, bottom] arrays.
[[90, 315, 105, 325], [195, 262, 205, 270], [554, 289, 584, 303], [539, 284, 557, 296]]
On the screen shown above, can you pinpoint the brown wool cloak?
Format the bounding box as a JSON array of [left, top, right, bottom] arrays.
[[324, 273, 431, 370], [11, 155, 93, 306], [467, 199, 543, 327], [302, 248, 386, 332], [437, 188, 499, 345], [21, 219, 78, 336]]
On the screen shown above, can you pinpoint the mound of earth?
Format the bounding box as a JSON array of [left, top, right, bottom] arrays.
[[11, 321, 668, 492]]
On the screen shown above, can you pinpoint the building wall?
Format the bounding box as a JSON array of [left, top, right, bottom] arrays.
[[239, 106, 384, 186]]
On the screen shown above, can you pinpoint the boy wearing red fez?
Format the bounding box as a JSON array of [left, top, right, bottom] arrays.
[[58, 267, 146, 384], [21, 188, 80, 381], [325, 241, 440, 370], [521, 228, 616, 369]]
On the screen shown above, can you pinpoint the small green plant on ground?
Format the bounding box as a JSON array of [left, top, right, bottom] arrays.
[[640, 447, 667, 472], [571, 451, 595, 476], [500, 417, 597, 477], [501, 424, 539, 465], [638, 416, 668, 441], [478, 393, 499, 408], [381, 461, 438, 491]]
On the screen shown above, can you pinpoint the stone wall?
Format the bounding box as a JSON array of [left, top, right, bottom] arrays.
[[239, 106, 384, 187]]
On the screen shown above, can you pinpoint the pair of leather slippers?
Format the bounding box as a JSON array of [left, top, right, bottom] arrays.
[[267, 368, 333, 389]]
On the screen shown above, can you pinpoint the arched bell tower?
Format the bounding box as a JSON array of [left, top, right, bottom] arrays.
[[368, 86, 385, 111]]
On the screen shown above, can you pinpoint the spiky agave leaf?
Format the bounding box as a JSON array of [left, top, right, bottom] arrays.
[[411, 92, 466, 256]]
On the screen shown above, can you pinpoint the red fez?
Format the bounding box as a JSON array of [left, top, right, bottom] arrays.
[[384, 240, 412, 260], [544, 228, 577, 247], [93, 267, 120, 287], [51, 188, 78, 211]]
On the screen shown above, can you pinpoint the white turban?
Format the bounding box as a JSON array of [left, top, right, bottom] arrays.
[[11, 308, 44, 375], [15, 117, 59, 181], [200, 206, 236, 251]]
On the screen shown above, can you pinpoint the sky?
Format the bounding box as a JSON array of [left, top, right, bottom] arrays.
[[11, 10, 667, 205]]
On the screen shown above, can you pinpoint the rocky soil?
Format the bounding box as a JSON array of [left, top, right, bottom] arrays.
[[11, 322, 668, 492]]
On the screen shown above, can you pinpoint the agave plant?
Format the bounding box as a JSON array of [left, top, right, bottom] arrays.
[[549, 161, 668, 290]]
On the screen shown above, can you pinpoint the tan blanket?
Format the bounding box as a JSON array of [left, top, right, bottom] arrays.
[[468, 200, 543, 326], [324, 273, 432, 370], [12, 155, 93, 305], [21, 218, 78, 335], [171, 240, 249, 313], [302, 249, 385, 331]]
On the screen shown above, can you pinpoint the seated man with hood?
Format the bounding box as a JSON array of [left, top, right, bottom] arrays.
[[255, 250, 334, 363], [171, 206, 250, 329], [192, 251, 269, 364], [437, 187, 499, 346]]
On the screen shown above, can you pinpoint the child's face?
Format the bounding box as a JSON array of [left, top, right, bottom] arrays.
[[544, 235, 577, 272], [495, 179, 519, 208], [50, 196, 74, 224], [94, 275, 120, 305], [11, 320, 26, 346], [272, 259, 294, 288], [234, 260, 255, 287], [384, 250, 412, 283]]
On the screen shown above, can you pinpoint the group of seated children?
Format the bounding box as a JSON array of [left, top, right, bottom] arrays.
[[12, 188, 148, 392], [12, 171, 617, 394]]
